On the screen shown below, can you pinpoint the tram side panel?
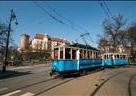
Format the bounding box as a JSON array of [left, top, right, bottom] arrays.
[[113, 59, 128, 66], [103, 59, 113, 66], [79, 59, 102, 70], [102, 53, 129, 66], [51, 59, 78, 73]]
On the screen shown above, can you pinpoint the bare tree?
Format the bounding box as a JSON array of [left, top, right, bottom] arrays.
[[100, 14, 127, 52], [0, 20, 13, 61], [98, 37, 108, 52], [0, 21, 8, 48], [127, 23, 136, 62], [127, 23, 136, 45]]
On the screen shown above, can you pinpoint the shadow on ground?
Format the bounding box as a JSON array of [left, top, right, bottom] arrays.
[[0, 70, 31, 80]]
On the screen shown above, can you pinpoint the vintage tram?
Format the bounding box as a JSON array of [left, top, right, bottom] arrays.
[[50, 43, 102, 76]]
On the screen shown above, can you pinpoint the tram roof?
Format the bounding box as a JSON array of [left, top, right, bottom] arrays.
[[69, 43, 99, 51], [54, 43, 99, 51], [103, 53, 128, 55]]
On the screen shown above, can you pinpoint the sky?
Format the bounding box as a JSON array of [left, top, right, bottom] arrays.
[[0, 1, 136, 48]]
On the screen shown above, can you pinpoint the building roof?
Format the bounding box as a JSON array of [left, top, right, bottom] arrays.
[[21, 34, 30, 37], [34, 34, 45, 40], [34, 34, 64, 42], [49, 37, 64, 42]]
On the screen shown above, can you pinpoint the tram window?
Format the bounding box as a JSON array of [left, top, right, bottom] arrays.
[[85, 50, 87, 59], [123, 55, 125, 59], [84, 50, 86, 59], [94, 52, 97, 59], [110, 55, 113, 59], [72, 49, 76, 59], [92, 52, 94, 59], [81, 50, 84, 59], [115, 55, 116, 59], [104, 55, 106, 59], [80, 50, 83, 59], [96, 52, 97, 59], [60, 47, 63, 59], [87, 51, 90, 59], [85, 51, 87, 59], [107, 55, 109, 59], [93, 52, 95, 59], [109, 55, 111, 59], [54, 48, 58, 59], [120, 55, 122, 59], [96, 52, 99, 58], [90, 51, 92, 59], [97, 52, 99, 58], [83, 50, 85, 59], [117, 55, 119, 59], [65, 48, 71, 59], [106, 55, 107, 59]]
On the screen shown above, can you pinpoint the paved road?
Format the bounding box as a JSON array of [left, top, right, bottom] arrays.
[[37, 66, 136, 96], [95, 66, 136, 96], [0, 64, 53, 95], [0, 65, 136, 96], [0, 64, 74, 96]]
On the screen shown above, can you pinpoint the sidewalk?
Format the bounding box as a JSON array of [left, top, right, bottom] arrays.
[[7, 63, 50, 70], [0, 71, 15, 79], [0, 70, 31, 80], [0, 63, 49, 79]]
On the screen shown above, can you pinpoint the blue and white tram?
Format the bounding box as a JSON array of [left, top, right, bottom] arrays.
[[102, 53, 128, 67], [50, 43, 102, 76]]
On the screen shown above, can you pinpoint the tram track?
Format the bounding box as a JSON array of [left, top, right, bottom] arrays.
[[1, 73, 75, 96], [128, 74, 136, 96], [90, 70, 126, 96], [0, 77, 55, 95], [35, 78, 75, 96], [1, 66, 135, 96]]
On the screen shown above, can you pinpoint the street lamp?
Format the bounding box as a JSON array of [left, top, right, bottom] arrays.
[[2, 9, 18, 72]]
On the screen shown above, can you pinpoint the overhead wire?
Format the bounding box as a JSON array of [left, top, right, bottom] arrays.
[[41, 1, 95, 44], [99, 1, 110, 19], [33, 1, 65, 25], [43, 1, 86, 31], [32, 1, 82, 36], [98, 1, 116, 95], [102, 0, 114, 20]]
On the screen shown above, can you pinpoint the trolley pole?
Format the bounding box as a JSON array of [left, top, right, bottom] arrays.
[[2, 9, 18, 72]]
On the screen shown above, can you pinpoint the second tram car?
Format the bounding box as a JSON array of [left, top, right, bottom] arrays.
[[102, 53, 128, 67], [50, 43, 102, 76]]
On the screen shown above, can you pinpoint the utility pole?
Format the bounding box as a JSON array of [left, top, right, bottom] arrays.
[[2, 9, 18, 72]]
